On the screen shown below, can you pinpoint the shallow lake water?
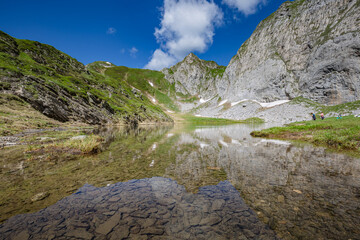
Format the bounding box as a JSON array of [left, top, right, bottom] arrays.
[[0, 124, 359, 239]]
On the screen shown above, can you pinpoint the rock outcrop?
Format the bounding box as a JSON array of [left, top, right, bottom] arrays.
[[163, 53, 225, 99]]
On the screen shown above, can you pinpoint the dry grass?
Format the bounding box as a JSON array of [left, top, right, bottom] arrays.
[[0, 94, 62, 135], [59, 135, 103, 153], [26, 134, 104, 157]]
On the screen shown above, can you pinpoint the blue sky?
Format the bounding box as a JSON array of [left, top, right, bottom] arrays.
[[1, 0, 288, 70]]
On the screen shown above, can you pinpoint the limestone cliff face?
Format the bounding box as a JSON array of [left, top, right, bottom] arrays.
[[163, 53, 225, 99], [166, 0, 360, 105], [221, 0, 360, 105]]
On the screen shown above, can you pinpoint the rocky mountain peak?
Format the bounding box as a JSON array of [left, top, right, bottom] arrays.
[[163, 53, 225, 99], [183, 52, 199, 62]]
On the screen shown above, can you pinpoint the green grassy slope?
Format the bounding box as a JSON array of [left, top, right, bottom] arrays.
[[0, 30, 172, 126], [104, 66, 179, 112]]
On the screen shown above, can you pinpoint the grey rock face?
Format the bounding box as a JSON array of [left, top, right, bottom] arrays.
[[222, 0, 360, 105], [165, 0, 360, 107], [2, 75, 113, 124], [299, 33, 360, 104], [163, 53, 225, 99], [195, 99, 315, 124]]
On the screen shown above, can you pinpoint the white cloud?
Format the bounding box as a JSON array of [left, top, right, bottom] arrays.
[[129, 47, 138, 58], [106, 27, 117, 34], [144, 49, 177, 70], [144, 0, 223, 70], [222, 0, 266, 15]]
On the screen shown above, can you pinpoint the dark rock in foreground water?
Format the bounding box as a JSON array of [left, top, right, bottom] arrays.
[[0, 177, 279, 240]]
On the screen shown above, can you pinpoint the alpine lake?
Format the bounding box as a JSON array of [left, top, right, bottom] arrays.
[[0, 123, 359, 240]]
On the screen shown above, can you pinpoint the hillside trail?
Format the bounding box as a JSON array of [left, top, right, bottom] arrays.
[[152, 101, 187, 124], [165, 111, 186, 124]]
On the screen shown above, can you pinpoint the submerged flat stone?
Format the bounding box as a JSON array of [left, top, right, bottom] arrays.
[[95, 213, 121, 235]]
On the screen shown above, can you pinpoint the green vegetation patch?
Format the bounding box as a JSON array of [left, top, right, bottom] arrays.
[[105, 66, 168, 92], [251, 116, 360, 153], [316, 23, 333, 45], [290, 97, 360, 115], [209, 66, 226, 78], [0, 52, 21, 74], [181, 114, 245, 125], [321, 100, 360, 115], [287, 0, 306, 10], [154, 90, 179, 112], [179, 96, 198, 103], [105, 66, 179, 113], [290, 96, 322, 108], [243, 117, 265, 123]]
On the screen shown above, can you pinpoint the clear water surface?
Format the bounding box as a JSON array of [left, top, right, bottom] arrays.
[[0, 124, 359, 240]]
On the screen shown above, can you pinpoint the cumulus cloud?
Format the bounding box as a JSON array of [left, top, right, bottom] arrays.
[[106, 27, 117, 34], [222, 0, 266, 15], [145, 0, 223, 70], [144, 49, 177, 70], [129, 47, 138, 58]]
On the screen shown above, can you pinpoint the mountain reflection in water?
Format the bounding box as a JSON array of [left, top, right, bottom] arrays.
[[0, 124, 359, 239]]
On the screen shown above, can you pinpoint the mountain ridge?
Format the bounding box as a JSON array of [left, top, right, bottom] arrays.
[[0, 31, 172, 126]]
